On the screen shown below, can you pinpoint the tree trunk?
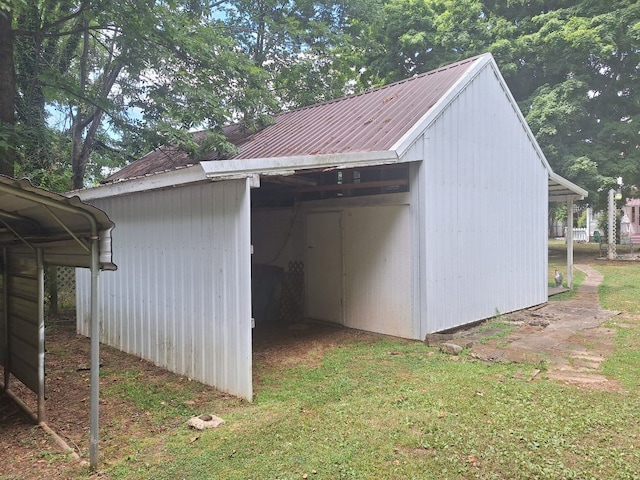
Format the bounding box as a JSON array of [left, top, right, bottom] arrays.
[[0, 11, 16, 177], [71, 17, 89, 190], [71, 114, 85, 189], [70, 20, 121, 190], [14, 2, 49, 175], [71, 107, 105, 190]]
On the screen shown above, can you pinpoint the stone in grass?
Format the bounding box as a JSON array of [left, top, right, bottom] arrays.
[[187, 414, 225, 430], [440, 342, 464, 355], [424, 333, 455, 347], [527, 318, 550, 327]]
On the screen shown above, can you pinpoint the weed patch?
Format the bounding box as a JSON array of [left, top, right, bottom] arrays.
[[472, 316, 517, 344]]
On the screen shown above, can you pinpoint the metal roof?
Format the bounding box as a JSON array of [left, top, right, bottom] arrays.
[[107, 55, 484, 182], [97, 52, 587, 203], [548, 172, 588, 202], [0, 175, 116, 269]]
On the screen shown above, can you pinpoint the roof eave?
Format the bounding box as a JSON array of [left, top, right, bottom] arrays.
[[201, 150, 401, 180], [71, 164, 209, 201], [549, 171, 588, 202]]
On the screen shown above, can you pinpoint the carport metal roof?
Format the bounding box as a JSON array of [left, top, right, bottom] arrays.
[[0, 174, 115, 468], [0, 176, 115, 269]]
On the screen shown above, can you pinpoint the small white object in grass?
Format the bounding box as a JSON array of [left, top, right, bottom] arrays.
[[187, 414, 225, 430]]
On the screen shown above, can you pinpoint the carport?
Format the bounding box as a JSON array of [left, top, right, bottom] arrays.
[[0, 175, 115, 468]]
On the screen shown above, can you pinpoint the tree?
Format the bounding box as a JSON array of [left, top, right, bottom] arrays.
[[11, 0, 87, 188], [58, 0, 277, 189], [223, 0, 360, 108], [346, 0, 640, 210], [508, 0, 640, 208], [345, 0, 491, 87], [0, 4, 16, 177], [3, 0, 275, 190]]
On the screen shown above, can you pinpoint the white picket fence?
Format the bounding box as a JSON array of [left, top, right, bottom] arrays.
[[565, 227, 589, 243]]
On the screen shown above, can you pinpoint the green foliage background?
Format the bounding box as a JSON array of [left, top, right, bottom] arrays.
[[2, 0, 638, 204]]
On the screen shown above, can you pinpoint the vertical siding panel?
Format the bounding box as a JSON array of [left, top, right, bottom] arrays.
[[113, 197, 121, 347], [106, 197, 117, 346], [175, 189, 185, 376], [151, 194, 160, 369], [343, 204, 412, 338], [77, 269, 88, 335], [140, 196, 148, 360], [153, 194, 163, 370], [76, 180, 252, 399], [192, 186, 203, 382]]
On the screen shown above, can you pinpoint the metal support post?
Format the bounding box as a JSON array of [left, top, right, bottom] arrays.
[[2, 248, 9, 390], [37, 249, 46, 422], [89, 237, 100, 469]]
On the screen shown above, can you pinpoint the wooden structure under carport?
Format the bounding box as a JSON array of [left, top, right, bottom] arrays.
[[0, 175, 115, 468]]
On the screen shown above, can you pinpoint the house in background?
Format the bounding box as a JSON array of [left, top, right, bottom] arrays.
[[73, 53, 586, 400], [621, 198, 640, 244]]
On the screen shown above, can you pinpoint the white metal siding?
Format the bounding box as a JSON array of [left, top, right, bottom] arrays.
[[291, 197, 414, 338], [420, 64, 548, 333], [251, 194, 414, 338], [343, 205, 413, 338], [77, 180, 253, 399]]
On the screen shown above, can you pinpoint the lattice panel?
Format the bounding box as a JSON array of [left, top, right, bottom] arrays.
[[44, 266, 76, 313], [57, 266, 76, 290], [279, 261, 304, 324]]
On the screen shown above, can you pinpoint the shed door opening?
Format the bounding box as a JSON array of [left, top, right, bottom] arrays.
[[305, 211, 343, 324]]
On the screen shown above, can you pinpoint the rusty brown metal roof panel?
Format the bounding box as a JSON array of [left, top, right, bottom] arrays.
[[233, 55, 481, 159], [106, 126, 249, 182], [107, 55, 483, 182]]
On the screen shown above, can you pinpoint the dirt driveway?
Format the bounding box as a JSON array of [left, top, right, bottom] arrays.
[[0, 263, 627, 478]]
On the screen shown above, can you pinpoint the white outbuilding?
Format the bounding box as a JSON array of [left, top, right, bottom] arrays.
[[74, 53, 586, 400]]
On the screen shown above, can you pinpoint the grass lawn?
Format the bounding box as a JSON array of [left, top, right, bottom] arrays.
[[594, 261, 640, 392], [78, 244, 640, 480], [99, 340, 640, 480]]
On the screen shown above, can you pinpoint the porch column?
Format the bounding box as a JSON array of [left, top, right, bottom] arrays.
[[567, 199, 574, 290]]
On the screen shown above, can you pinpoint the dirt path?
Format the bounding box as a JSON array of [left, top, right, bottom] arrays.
[[470, 264, 621, 390]]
